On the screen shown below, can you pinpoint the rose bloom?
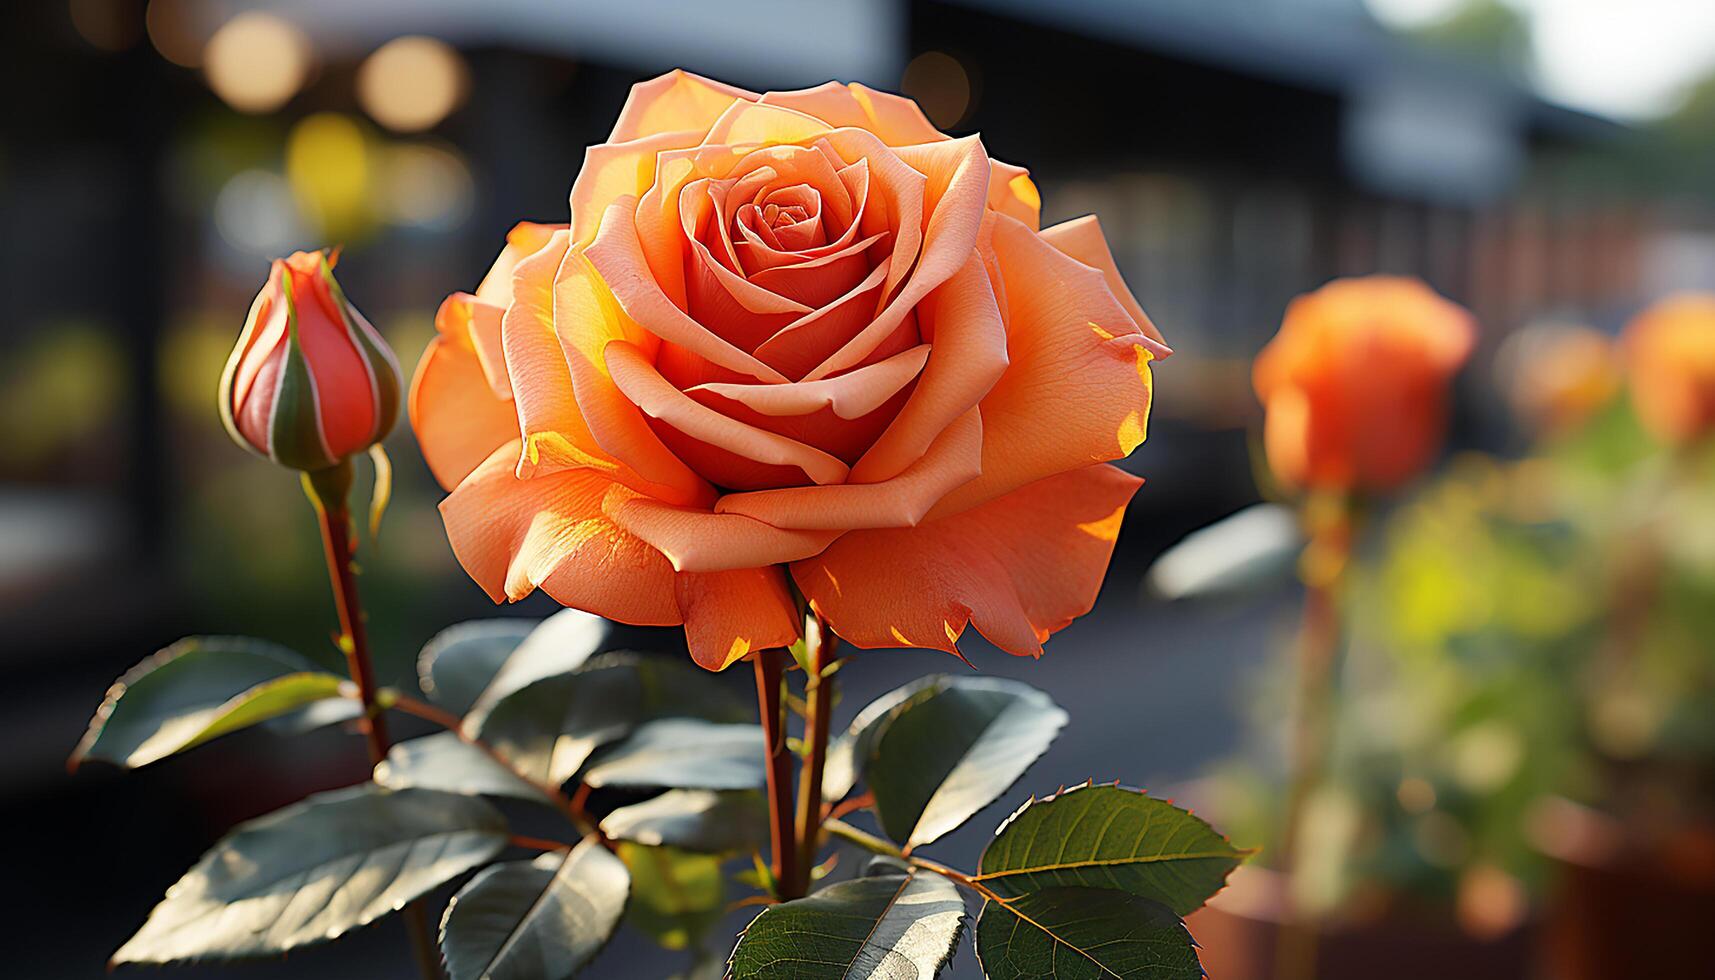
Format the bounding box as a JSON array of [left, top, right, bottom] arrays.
[[1499, 323, 1617, 436], [1253, 276, 1474, 494], [410, 71, 1167, 669], [221, 250, 401, 472], [1622, 293, 1715, 446]]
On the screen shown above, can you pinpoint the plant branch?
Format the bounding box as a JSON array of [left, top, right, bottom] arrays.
[[303, 463, 438, 980], [1275, 493, 1353, 980], [388, 692, 599, 839], [822, 819, 1006, 902], [754, 648, 799, 897], [792, 614, 838, 896]]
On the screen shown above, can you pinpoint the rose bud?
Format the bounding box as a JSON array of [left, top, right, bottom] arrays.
[[220, 250, 402, 472], [1253, 276, 1475, 494], [1622, 293, 1715, 446]]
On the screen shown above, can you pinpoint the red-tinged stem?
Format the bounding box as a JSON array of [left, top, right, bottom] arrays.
[[303, 463, 440, 980], [793, 614, 838, 896], [1275, 494, 1353, 980], [754, 648, 799, 897]]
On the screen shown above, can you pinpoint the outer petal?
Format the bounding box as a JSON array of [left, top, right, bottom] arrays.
[[927, 215, 1158, 520], [409, 330, 519, 491], [793, 464, 1143, 657], [609, 70, 759, 143], [759, 82, 944, 146], [988, 159, 1041, 231], [440, 442, 680, 625], [675, 567, 800, 671], [1039, 215, 1165, 344]]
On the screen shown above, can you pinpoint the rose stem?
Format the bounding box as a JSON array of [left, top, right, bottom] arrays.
[[1274, 493, 1352, 980], [304, 462, 441, 980], [753, 648, 799, 897], [792, 612, 838, 896]]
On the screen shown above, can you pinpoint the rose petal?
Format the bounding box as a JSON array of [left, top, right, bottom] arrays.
[[793, 463, 1143, 657], [752, 262, 893, 379], [553, 242, 716, 505], [602, 486, 840, 573], [926, 215, 1158, 520], [688, 343, 929, 420], [409, 331, 518, 491], [987, 160, 1041, 231], [1039, 215, 1166, 345], [585, 200, 789, 382], [760, 82, 945, 146], [849, 253, 1007, 482], [571, 128, 705, 246], [801, 134, 986, 381], [476, 221, 568, 305], [609, 69, 759, 143], [441, 441, 680, 624], [675, 566, 800, 671], [606, 340, 850, 487], [718, 407, 982, 530]]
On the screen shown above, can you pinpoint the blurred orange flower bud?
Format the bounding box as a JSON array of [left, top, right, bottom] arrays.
[[1253, 276, 1475, 493], [1499, 323, 1618, 436], [219, 250, 402, 472], [1622, 294, 1715, 446]]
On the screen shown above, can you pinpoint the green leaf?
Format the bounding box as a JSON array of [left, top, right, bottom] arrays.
[[417, 618, 540, 714], [264, 696, 364, 736], [582, 719, 766, 791], [463, 608, 609, 726], [727, 868, 966, 979], [599, 789, 768, 853], [976, 782, 1247, 916], [617, 843, 724, 951], [821, 674, 945, 804], [974, 887, 1202, 980], [374, 732, 554, 805], [113, 785, 508, 963], [73, 636, 348, 769], [473, 653, 747, 786], [439, 839, 628, 980], [866, 676, 1068, 848]]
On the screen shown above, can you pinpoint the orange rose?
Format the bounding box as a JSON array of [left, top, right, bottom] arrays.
[[1499, 323, 1617, 436], [1253, 276, 1474, 493], [221, 250, 401, 472], [410, 71, 1166, 669], [1622, 294, 1715, 446]]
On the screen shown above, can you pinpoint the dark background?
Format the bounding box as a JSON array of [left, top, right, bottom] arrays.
[[5, 1, 1714, 976]]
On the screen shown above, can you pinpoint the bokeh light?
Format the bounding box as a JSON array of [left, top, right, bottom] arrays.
[[203, 11, 311, 114], [144, 0, 204, 68], [379, 142, 474, 230], [285, 113, 373, 240], [900, 50, 972, 129], [356, 36, 468, 133], [69, 0, 143, 52], [212, 168, 303, 258]]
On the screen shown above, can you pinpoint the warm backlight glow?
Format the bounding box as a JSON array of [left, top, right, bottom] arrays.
[[900, 51, 972, 129], [357, 36, 468, 133], [203, 12, 310, 114]]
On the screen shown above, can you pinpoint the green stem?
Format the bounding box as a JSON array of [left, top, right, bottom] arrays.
[[822, 819, 1005, 902], [304, 461, 440, 980]]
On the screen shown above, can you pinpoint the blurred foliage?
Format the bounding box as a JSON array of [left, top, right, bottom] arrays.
[[0, 322, 126, 470], [1210, 396, 1715, 925]]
